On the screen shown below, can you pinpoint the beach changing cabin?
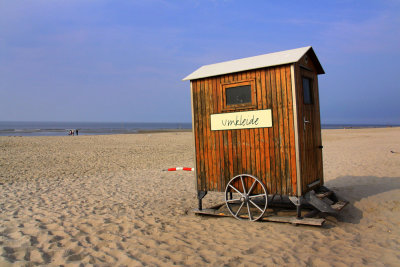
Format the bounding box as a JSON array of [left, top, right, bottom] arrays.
[[183, 47, 343, 222]]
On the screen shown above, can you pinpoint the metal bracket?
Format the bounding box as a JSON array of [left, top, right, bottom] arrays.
[[289, 196, 303, 219], [197, 191, 207, 210]]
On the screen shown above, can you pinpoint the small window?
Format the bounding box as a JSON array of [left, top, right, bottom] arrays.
[[302, 77, 313, 104], [226, 85, 252, 105], [221, 79, 256, 111]]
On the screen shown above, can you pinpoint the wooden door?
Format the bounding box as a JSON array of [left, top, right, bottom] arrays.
[[299, 68, 323, 193]]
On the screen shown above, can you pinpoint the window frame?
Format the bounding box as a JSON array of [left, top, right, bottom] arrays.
[[221, 79, 257, 111]]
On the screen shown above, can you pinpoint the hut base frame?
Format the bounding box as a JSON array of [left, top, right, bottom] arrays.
[[193, 185, 347, 227]]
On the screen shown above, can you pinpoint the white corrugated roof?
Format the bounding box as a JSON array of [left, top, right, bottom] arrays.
[[183, 46, 324, 81]]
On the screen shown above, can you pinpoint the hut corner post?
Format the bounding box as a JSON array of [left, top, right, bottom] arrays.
[[190, 81, 207, 211], [289, 63, 303, 219]]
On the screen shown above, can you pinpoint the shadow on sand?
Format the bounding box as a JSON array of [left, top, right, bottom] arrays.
[[323, 176, 400, 225]]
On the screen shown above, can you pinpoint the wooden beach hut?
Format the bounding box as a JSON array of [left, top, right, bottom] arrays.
[[183, 46, 345, 222]]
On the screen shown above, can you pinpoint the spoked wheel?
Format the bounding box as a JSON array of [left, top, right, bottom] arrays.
[[225, 174, 268, 221]]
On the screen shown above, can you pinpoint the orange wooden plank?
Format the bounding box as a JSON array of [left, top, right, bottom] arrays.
[[280, 65, 290, 195]]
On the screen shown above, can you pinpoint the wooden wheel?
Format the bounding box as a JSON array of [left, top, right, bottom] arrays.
[[225, 174, 268, 221]]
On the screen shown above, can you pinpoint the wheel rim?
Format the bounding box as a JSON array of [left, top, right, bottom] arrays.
[[225, 174, 268, 221]]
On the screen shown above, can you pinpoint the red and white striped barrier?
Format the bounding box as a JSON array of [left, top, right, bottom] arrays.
[[164, 167, 194, 171]]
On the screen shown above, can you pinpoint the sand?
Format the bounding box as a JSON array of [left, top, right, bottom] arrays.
[[0, 128, 399, 266]]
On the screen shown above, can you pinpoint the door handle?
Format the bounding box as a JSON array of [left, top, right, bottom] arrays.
[[304, 117, 310, 132]]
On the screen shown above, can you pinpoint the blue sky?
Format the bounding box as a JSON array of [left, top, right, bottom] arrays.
[[0, 0, 399, 124]]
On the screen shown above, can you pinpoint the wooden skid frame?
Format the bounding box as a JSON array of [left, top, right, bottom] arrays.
[[191, 203, 325, 226]]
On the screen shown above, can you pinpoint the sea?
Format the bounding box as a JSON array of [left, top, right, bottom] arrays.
[[0, 121, 192, 136], [0, 121, 397, 137]]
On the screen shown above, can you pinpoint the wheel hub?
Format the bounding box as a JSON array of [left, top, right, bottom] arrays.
[[240, 194, 249, 203]]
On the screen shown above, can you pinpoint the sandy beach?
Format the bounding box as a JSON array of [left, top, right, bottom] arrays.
[[1, 128, 400, 266]]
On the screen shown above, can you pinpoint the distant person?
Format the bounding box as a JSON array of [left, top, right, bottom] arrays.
[[76, 129, 79, 136]]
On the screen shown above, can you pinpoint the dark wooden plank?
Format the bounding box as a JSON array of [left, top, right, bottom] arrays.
[[235, 72, 243, 177], [249, 71, 257, 179], [223, 76, 232, 186], [220, 76, 229, 189], [196, 80, 206, 191], [245, 72, 253, 190], [207, 78, 217, 190], [255, 70, 263, 183], [266, 68, 276, 194], [204, 78, 213, 190], [313, 75, 324, 185], [235, 75, 242, 176], [260, 216, 324, 226], [285, 65, 297, 196], [270, 67, 281, 195], [230, 73, 238, 178], [212, 76, 222, 191], [246, 72, 254, 189], [217, 76, 225, 192], [227, 75, 234, 179], [260, 69, 271, 193], [199, 79, 210, 191], [194, 80, 201, 191], [227, 129, 234, 178], [240, 73, 248, 176], [295, 63, 307, 193]]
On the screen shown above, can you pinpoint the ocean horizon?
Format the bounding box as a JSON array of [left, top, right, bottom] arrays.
[[0, 121, 398, 136], [0, 121, 192, 136]]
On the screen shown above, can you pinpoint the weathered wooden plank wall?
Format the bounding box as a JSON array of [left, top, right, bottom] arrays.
[[192, 64, 297, 196]]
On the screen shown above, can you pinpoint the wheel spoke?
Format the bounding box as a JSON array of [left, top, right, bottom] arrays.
[[246, 202, 253, 220], [229, 184, 244, 196], [249, 200, 265, 213], [240, 176, 247, 195], [248, 180, 257, 195], [235, 201, 245, 217], [249, 194, 266, 199], [226, 198, 241, 203]]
